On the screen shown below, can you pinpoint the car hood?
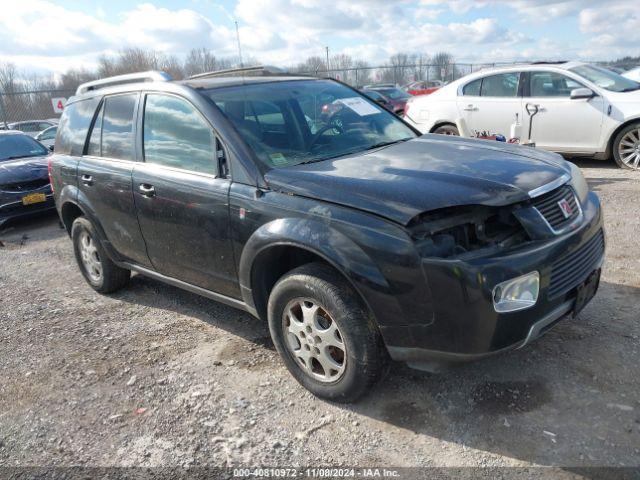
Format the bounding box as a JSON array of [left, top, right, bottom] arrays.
[[0, 155, 49, 185], [264, 135, 571, 225]]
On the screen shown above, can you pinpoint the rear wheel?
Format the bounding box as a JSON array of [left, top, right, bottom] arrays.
[[72, 217, 130, 293], [267, 263, 387, 402], [613, 122, 640, 170], [433, 124, 459, 136]]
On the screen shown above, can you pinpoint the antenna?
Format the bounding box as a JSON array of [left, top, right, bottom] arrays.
[[235, 21, 244, 68]]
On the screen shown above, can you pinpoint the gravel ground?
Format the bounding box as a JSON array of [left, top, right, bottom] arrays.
[[0, 160, 639, 475]]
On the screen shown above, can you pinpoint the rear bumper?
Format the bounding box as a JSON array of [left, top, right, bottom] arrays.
[[382, 191, 604, 364]]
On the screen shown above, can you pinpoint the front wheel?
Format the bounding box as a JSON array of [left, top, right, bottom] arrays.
[[267, 263, 388, 402], [433, 124, 459, 136], [613, 122, 640, 170]]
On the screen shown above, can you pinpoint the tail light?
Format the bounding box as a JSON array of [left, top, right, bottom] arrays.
[[48, 157, 54, 193]]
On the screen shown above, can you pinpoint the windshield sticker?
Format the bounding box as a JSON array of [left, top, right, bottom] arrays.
[[337, 97, 381, 116], [269, 152, 289, 166]]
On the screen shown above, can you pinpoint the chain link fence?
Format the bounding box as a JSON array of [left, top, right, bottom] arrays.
[[0, 88, 74, 129], [300, 61, 638, 88], [0, 60, 636, 126]]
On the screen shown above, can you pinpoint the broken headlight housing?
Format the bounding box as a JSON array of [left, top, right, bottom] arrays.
[[409, 205, 530, 259]]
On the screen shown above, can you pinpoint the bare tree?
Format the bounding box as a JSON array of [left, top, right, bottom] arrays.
[[430, 51, 456, 82], [293, 56, 327, 75], [184, 48, 220, 77]]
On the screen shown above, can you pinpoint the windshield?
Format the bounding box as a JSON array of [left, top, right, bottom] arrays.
[[375, 88, 410, 100], [205, 80, 416, 169], [0, 134, 49, 161], [569, 65, 640, 92]]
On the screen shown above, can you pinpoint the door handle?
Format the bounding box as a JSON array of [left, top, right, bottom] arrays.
[[138, 183, 155, 197], [81, 174, 93, 186], [463, 104, 478, 111]]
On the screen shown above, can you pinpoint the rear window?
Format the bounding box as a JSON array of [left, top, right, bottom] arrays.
[[101, 94, 137, 160], [55, 97, 100, 155]]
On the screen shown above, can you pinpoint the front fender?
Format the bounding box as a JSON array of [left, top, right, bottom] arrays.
[[239, 217, 403, 327]]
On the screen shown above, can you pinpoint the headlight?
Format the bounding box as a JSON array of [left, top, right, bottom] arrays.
[[492, 271, 539, 313], [569, 162, 589, 202]]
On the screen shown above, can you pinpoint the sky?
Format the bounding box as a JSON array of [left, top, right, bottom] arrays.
[[0, 0, 638, 77]]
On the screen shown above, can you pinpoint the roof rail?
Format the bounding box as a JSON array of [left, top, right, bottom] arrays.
[[76, 70, 172, 95], [188, 65, 288, 80], [531, 60, 568, 65]]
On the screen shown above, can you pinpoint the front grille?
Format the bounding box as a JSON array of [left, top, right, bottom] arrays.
[[532, 184, 579, 230], [548, 229, 604, 299], [0, 178, 50, 193]]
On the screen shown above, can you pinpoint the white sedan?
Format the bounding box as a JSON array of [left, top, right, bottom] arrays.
[[404, 61, 640, 170]]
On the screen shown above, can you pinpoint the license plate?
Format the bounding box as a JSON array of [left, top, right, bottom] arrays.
[[21, 193, 47, 205], [573, 269, 601, 317]]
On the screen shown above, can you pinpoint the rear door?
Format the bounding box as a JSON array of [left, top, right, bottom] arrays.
[[79, 93, 151, 267], [523, 70, 605, 153], [132, 92, 238, 298], [457, 72, 523, 138]]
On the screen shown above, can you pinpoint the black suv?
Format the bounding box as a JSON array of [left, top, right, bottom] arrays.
[[50, 69, 604, 402]]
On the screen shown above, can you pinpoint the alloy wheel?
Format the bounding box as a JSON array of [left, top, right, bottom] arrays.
[[79, 231, 102, 283], [618, 128, 640, 169], [282, 298, 346, 383]]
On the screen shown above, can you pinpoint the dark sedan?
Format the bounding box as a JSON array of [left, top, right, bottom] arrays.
[[363, 86, 411, 115], [0, 131, 55, 227]]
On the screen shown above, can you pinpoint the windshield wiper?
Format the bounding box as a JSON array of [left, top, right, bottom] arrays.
[[363, 137, 412, 152], [295, 137, 413, 165], [621, 86, 640, 92]]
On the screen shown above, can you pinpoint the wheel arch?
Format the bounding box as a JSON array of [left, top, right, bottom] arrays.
[[60, 201, 84, 236], [429, 121, 458, 134], [238, 218, 391, 324], [606, 116, 640, 160]]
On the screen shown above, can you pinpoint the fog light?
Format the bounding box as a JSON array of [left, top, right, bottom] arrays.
[[492, 271, 539, 313]]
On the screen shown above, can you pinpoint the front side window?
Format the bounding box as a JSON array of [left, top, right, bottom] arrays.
[[529, 71, 583, 97], [570, 64, 640, 92], [205, 80, 416, 169], [480, 73, 520, 97], [143, 94, 216, 175], [101, 94, 137, 160], [56, 97, 100, 155]]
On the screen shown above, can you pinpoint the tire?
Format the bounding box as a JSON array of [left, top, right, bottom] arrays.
[[433, 124, 459, 136], [612, 122, 640, 170], [267, 262, 388, 402], [71, 216, 130, 293]]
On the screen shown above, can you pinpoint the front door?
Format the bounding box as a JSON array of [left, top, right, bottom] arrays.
[[79, 92, 151, 267], [457, 72, 523, 138], [524, 71, 605, 153], [132, 93, 239, 298]]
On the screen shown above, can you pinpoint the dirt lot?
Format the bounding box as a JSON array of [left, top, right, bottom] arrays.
[[1, 160, 639, 475]]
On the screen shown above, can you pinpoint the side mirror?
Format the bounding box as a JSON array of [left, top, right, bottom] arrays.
[[49, 145, 54, 151], [570, 87, 595, 100]]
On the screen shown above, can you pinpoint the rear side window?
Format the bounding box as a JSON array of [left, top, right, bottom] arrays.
[[143, 94, 215, 175], [462, 78, 482, 96], [101, 94, 137, 160], [480, 73, 520, 97], [55, 97, 100, 155]]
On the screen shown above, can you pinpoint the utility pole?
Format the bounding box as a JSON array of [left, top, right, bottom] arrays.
[[325, 46, 330, 73], [235, 21, 244, 68]]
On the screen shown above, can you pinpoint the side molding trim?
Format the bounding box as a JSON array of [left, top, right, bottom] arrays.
[[119, 262, 258, 317]]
